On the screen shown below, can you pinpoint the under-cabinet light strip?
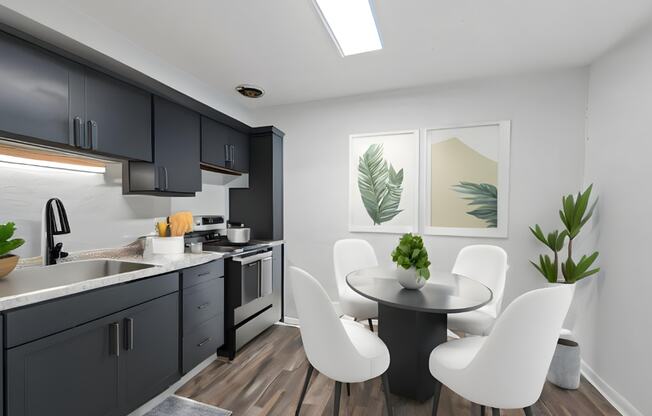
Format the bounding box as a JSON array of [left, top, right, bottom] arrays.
[[0, 154, 106, 174]]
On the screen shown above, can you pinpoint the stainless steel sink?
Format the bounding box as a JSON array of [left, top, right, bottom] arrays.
[[0, 260, 157, 298]]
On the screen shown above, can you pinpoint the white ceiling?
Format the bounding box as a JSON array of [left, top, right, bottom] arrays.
[[45, 0, 652, 108]]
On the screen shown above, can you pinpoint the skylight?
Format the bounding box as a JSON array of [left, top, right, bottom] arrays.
[[313, 0, 382, 56]]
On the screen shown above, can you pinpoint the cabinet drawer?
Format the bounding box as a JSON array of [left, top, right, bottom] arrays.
[[181, 260, 224, 289], [182, 315, 223, 374], [183, 277, 223, 333], [5, 272, 179, 348]]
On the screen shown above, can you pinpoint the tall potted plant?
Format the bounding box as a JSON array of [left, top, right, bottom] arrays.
[[529, 184, 599, 390], [530, 184, 599, 284], [0, 222, 25, 278], [391, 233, 431, 290]]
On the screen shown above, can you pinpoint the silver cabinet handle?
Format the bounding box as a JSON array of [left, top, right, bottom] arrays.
[[72, 117, 83, 147], [109, 322, 120, 357], [124, 318, 134, 351], [197, 302, 210, 310], [197, 337, 212, 347], [163, 167, 169, 191], [87, 120, 98, 150], [224, 144, 231, 164]]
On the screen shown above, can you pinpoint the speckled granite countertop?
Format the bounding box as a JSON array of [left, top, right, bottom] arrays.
[[0, 240, 283, 311]]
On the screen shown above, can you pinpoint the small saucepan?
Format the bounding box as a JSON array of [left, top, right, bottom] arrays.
[[227, 223, 250, 244]]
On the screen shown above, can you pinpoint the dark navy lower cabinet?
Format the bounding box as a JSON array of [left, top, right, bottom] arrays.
[[3, 277, 181, 416], [180, 260, 225, 374], [6, 306, 124, 416], [121, 293, 179, 413]]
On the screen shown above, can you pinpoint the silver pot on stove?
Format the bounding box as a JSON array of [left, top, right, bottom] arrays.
[[226, 222, 250, 244]]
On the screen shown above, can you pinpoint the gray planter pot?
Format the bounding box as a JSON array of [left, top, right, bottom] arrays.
[[547, 338, 581, 389]]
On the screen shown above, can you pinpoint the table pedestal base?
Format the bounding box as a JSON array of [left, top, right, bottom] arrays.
[[378, 303, 447, 401]]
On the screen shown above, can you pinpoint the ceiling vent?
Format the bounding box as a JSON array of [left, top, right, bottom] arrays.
[[235, 84, 264, 98]]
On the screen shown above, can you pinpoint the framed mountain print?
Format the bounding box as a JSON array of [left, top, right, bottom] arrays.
[[422, 121, 511, 237], [349, 130, 419, 233]]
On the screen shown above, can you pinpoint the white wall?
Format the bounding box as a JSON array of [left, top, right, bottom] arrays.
[[253, 68, 589, 318], [0, 162, 230, 259], [579, 21, 652, 416]]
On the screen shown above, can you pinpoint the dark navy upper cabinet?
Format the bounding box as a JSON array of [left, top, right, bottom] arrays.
[[0, 31, 81, 147], [0, 31, 153, 162], [201, 116, 249, 173], [84, 69, 152, 161], [230, 127, 284, 240], [153, 96, 202, 193]]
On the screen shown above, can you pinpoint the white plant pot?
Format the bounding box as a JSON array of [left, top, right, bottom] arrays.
[[396, 267, 426, 290]]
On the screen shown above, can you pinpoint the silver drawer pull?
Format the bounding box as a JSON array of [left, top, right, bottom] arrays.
[[197, 302, 210, 310], [197, 337, 212, 347], [197, 271, 211, 277]]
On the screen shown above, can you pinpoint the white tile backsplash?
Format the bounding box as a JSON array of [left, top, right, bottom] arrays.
[[0, 161, 230, 258]]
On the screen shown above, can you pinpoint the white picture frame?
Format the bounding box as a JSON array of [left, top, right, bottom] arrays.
[[349, 130, 420, 234], [420, 121, 511, 238]]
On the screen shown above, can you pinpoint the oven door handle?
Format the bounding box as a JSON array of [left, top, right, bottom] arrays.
[[232, 251, 272, 265]]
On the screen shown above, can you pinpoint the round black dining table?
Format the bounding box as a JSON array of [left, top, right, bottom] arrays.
[[346, 267, 492, 401]]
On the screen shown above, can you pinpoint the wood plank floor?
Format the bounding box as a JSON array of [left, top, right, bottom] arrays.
[[176, 324, 620, 416]]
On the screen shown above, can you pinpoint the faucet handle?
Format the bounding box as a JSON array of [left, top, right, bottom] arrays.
[[51, 242, 65, 261]]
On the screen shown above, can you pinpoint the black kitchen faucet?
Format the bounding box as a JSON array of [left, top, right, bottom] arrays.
[[44, 198, 70, 265]]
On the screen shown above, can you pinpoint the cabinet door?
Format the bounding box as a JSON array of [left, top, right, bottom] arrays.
[[0, 32, 76, 146], [201, 116, 230, 167], [121, 293, 179, 412], [6, 312, 122, 416], [230, 128, 250, 173], [153, 96, 201, 193], [85, 69, 152, 161], [201, 116, 249, 173]]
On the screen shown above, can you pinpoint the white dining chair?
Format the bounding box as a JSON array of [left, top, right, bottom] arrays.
[[430, 284, 575, 416], [290, 266, 393, 416], [333, 239, 379, 331], [448, 245, 508, 336]]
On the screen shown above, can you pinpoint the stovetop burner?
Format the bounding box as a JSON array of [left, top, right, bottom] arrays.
[[201, 238, 269, 253], [185, 230, 269, 254]]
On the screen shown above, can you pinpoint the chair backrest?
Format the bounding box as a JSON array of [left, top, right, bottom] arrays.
[[465, 284, 574, 408], [289, 266, 369, 381], [333, 239, 378, 296], [452, 245, 508, 316]]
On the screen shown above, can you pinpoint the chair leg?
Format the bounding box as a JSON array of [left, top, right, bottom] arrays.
[[381, 372, 394, 416], [295, 363, 314, 416], [431, 378, 442, 416], [523, 407, 534, 416], [333, 381, 342, 416], [346, 383, 350, 396], [492, 408, 500, 416], [368, 318, 374, 332]]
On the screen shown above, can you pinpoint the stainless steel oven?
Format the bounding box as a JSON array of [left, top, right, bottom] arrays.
[[233, 250, 273, 306], [220, 247, 280, 360]]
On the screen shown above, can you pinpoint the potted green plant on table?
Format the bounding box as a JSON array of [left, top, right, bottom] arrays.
[[391, 233, 431, 290], [0, 222, 25, 278], [529, 184, 599, 390]]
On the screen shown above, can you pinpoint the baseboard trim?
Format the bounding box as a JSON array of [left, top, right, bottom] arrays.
[[282, 316, 300, 326], [581, 360, 642, 416]]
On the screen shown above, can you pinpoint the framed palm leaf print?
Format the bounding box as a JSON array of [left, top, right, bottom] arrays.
[[421, 121, 511, 237], [349, 130, 419, 233]]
